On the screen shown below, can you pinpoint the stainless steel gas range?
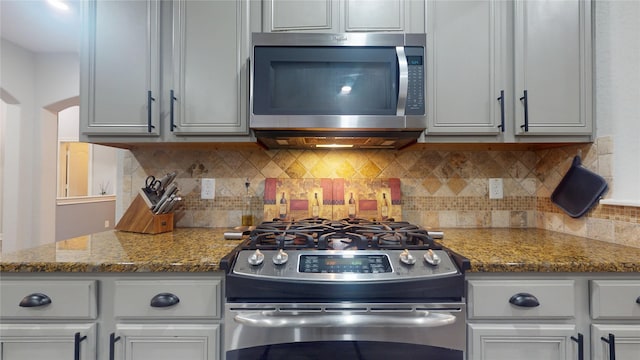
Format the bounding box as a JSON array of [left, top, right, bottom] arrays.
[[220, 218, 469, 360]]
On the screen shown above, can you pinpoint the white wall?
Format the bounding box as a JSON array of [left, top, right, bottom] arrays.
[[1, 38, 117, 252], [0, 39, 37, 252], [595, 0, 640, 204]]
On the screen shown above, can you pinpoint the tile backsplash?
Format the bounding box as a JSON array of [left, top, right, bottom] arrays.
[[121, 136, 640, 248]]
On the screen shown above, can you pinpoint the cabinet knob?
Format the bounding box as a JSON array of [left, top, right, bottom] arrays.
[[636, 296, 640, 305], [19, 293, 52, 307], [508, 292, 540, 307], [150, 292, 180, 308]]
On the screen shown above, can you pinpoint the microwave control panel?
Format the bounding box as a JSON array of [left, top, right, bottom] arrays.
[[405, 46, 425, 115]]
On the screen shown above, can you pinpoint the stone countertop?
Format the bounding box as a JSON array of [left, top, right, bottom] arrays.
[[0, 228, 242, 273], [1, 228, 639, 273], [438, 228, 640, 273]]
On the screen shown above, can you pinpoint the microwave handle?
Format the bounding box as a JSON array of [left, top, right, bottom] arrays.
[[396, 46, 408, 116]]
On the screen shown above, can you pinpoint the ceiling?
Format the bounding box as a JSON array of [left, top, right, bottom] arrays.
[[1, 0, 81, 53]]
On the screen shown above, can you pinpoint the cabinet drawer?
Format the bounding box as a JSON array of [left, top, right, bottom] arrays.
[[468, 280, 575, 319], [113, 279, 221, 319], [591, 280, 640, 319], [0, 280, 97, 319]]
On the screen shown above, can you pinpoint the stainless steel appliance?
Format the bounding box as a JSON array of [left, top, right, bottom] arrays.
[[221, 218, 469, 359], [250, 33, 426, 149]]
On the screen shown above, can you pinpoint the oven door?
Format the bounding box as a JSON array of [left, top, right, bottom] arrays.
[[224, 302, 465, 360]]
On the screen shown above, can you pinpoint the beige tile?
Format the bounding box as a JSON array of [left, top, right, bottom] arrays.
[[597, 136, 613, 155], [544, 212, 565, 232], [587, 218, 615, 243], [260, 160, 286, 178], [491, 210, 510, 228], [438, 211, 457, 227], [422, 177, 443, 195], [285, 161, 308, 178], [447, 175, 468, 195], [510, 211, 528, 228], [598, 154, 613, 178], [614, 221, 640, 248], [359, 160, 382, 178], [563, 215, 587, 237]]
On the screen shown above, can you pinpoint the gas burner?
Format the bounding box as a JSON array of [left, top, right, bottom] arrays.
[[249, 230, 317, 249], [244, 218, 440, 251], [317, 232, 369, 250], [376, 231, 406, 245]]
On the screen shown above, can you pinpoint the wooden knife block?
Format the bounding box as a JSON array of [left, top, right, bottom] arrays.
[[115, 194, 174, 234]]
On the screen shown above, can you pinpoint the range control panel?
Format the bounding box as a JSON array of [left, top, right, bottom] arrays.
[[233, 250, 459, 282]]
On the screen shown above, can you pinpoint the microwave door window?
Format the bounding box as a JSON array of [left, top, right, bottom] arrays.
[[253, 47, 399, 116]]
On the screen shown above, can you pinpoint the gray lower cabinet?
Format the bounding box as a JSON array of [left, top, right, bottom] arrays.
[[468, 324, 576, 359], [589, 280, 640, 360], [467, 279, 578, 360], [0, 324, 97, 360], [426, 0, 593, 142], [0, 274, 223, 360], [109, 279, 221, 360], [467, 275, 640, 360], [80, 0, 256, 143], [112, 324, 219, 360], [0, 280, 98, 360]]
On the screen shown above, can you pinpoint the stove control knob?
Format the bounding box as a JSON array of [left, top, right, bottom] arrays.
[[248, 249, 265, 266], [399, 249, 416, 265], [424, 249, 441, 266], [272, 249, 289, 265]]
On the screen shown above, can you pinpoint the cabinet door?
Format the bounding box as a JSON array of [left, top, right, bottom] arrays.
[[591, 325, 640, 360], [80, 0, 161, 137], [170, 0, 249, 135], [0, 323, 96, 360], [345, 0, 423, 32], [264, 0, 339, 32], [426, 0, 505, 136], [513, 0, 592, 135], [112, 324, 220, 360], [468, 324, 577, 360]]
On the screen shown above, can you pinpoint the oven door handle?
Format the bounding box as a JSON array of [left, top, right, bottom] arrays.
[[234, 311, 457, 328]]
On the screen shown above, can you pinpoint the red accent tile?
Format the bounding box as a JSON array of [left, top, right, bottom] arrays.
[[290, 199, 309, 211], [321, 178, 333, 205], [359, 200, 378, 211], [333, 178, 345, 205], [389, 178, 401, 205], [264, 178, 277, 204]]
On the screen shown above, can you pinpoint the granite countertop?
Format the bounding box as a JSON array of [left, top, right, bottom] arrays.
[[438, 228, 640, 273], [0, 228, 242, 273], [1, 228, 639, 273]]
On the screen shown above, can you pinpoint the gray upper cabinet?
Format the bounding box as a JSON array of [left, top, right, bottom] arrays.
[[426, 0, 505, 136], [80, 0, 162, 137], [264, 0, 424, 33], [80, 0, 256, 143], [426, 0, 593, 142], [513, 0, 592, 136], [169, 0, 250, 136]]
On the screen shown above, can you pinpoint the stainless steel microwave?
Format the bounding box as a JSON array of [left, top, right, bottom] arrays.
[[250, 33, 427, 149]]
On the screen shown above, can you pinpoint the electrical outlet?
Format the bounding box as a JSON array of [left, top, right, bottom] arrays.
[[489, 178, 503, 199], [104, 220, 110, 228], [201, 178, 215, 199]]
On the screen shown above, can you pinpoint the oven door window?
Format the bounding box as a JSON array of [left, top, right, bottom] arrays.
[[226, 340, 462, 360], [253, 46, 398, 116]]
